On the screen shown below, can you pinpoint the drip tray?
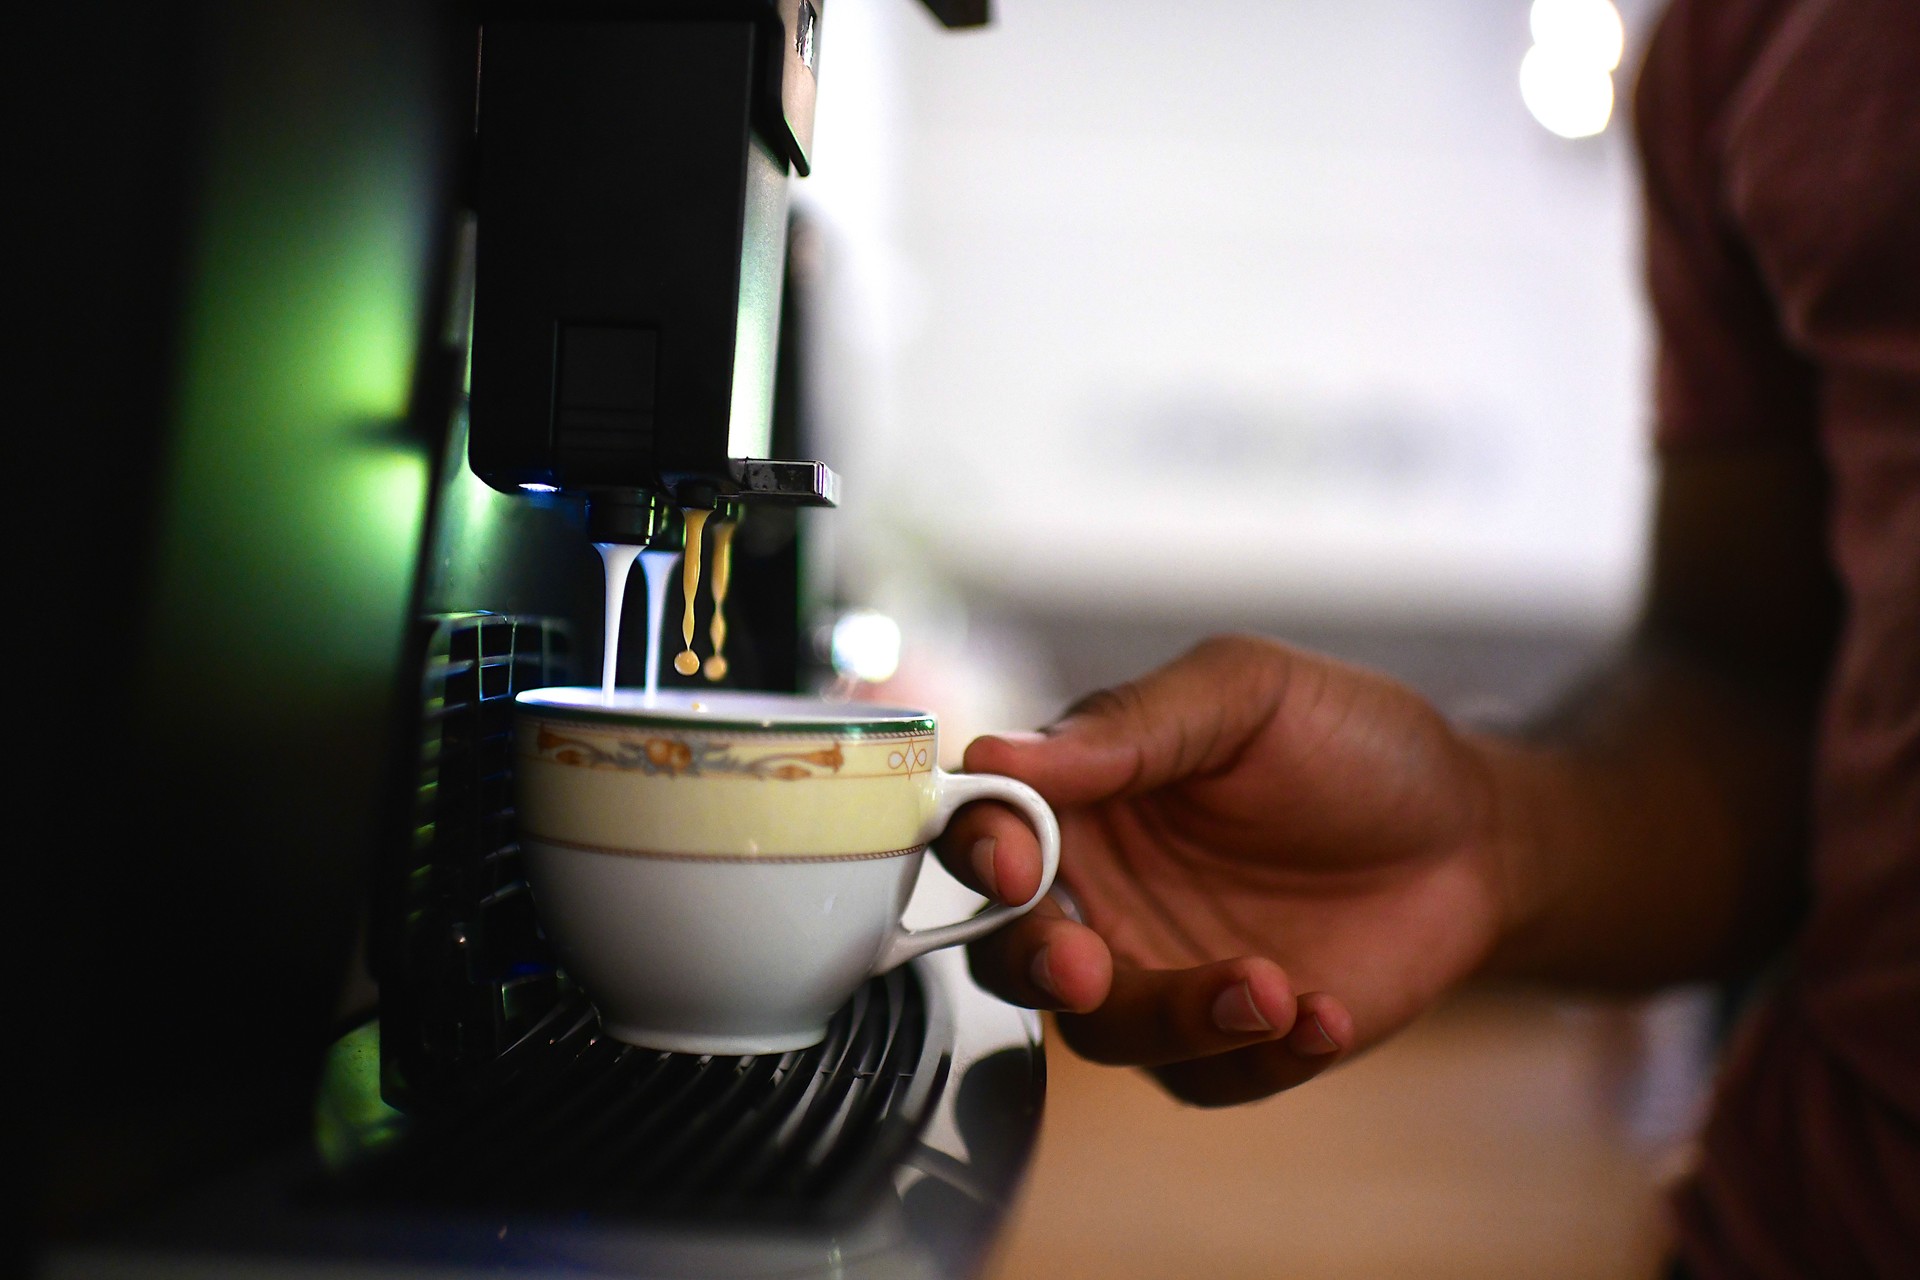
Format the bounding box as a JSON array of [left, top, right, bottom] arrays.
[[341, 966, 947, 1225], [44, 955, 1045, 1280]]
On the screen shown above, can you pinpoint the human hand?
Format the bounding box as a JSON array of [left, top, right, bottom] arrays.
[[936, 635, 1516, 1105]]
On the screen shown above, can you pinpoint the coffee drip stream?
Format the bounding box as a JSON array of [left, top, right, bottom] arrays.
[[594, 503, 743, 704]]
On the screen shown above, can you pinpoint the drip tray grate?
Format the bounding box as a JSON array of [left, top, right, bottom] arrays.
[[346, 966, 945, 1224]]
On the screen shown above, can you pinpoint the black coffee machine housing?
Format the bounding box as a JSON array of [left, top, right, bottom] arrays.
[[32, 0, 1038, 1274], [388, 0, 855, 1106], [469, 1, 848, 546]]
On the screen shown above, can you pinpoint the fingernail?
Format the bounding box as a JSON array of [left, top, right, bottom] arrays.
[[1211, 981, 1271, 1034], [970, 837, 999, 898], [1029, 946, 1059, 1000], [1290, 1013, 1339, 1056], [992, 731, 1049, 745]]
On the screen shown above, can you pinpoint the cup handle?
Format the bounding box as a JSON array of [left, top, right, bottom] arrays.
[[871, 769, 1061, 975]]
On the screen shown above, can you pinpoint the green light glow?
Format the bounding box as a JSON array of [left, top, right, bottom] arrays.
[[314, 1020, 407, 1172], [327, 200, 424, 422], [138, 9, 438, 720]]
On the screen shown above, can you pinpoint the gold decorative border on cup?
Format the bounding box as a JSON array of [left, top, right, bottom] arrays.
[[520, 717, 935, 782]]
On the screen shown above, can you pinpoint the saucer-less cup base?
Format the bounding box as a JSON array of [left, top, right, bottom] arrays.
[[522, 843, 927, 1056], [513, 689, 1060, 1054]]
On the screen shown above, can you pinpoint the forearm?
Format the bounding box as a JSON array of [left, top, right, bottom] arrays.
[[1474, 643, 1818, 990], [1468, 438, 1839, 990]]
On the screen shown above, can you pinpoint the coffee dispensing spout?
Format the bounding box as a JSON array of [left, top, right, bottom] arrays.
[[581, 490, 676, 549], [579, 465, 839, 549]]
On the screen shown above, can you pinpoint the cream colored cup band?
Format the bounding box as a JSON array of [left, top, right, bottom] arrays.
[[519, 833, 924, 864], [518, 720, 935, 782]]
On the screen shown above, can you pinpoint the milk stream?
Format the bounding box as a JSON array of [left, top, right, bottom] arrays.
[[598, 510, 726, 705], [638, 548, 679, 703], [592, 542, 644, 703]]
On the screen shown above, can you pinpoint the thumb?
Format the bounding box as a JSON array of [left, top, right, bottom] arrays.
[[961, 634, 1295, 806]]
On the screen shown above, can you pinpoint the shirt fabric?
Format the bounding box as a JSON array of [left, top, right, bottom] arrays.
[[1636, 1, 1920, 1274]]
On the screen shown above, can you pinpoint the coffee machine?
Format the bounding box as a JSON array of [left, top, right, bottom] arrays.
[[32, 1, 1044, 1276]]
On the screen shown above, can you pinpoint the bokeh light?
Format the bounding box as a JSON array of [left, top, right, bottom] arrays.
[[831, 609, 903, 684], [1522, 0, 1624, 139], [1530, 0, 1625, 71]]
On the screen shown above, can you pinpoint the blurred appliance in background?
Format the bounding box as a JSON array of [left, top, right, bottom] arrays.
[[839, 0, 1653, 634], [33, 1, 1042, 1277]]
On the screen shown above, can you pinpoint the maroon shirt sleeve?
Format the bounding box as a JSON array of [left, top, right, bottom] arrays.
[[1634, 2, 1920, 1277], [1635, 0, 1819, 451]]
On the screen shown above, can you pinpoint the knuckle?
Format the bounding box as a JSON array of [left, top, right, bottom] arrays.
[[1069, 682, 1158, 751], [1062, 683, 1143, 726], [1186, 632, 1279, 667]]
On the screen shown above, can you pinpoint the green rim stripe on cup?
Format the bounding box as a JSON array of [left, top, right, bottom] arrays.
[[514, 689, 936, 737], [518, 707, 936, 736]]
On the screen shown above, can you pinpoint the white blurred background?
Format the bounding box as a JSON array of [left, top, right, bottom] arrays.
[[797, 0, 1662, 752]]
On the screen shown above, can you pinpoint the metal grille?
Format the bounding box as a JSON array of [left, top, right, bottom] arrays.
[[378, 612, 577, 1106], [351, 970, 940, 1222]]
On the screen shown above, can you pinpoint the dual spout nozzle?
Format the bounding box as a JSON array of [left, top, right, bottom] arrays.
[[580, 455, 837, 546], [583, 488, 740, 549], [586, 488, 743, 687]]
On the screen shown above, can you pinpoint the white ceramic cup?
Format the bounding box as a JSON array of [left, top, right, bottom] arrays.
[[512, 688, 1060, 1055]]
